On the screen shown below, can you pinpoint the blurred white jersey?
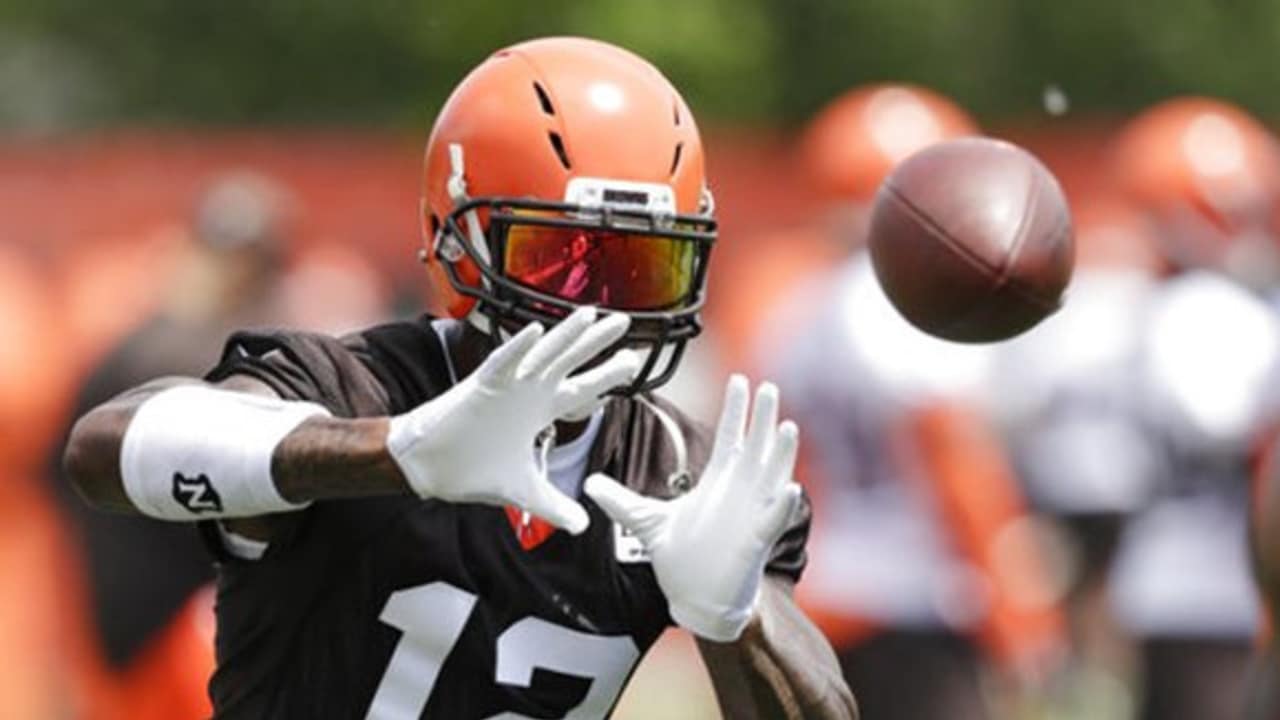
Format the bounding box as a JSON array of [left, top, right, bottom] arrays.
[[760, 252, 994, 630], [998, 268, 1277, 638], [1112, 271, 1277, 638], [992, 269, 1159, 515]]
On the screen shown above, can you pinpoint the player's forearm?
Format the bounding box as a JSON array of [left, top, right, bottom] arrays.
[[698, 578, 858, 720], [65, 377, 410, 518], [272, 415, 406, 502]]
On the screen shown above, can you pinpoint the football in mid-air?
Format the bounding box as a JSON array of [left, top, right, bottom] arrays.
[[868, 136, 1075, 342]]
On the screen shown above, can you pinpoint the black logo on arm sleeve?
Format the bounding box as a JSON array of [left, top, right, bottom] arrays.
[[172, 472, 224, 513]]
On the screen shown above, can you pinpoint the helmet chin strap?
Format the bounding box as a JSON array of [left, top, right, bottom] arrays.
[[445, 143, 494, 276], [443, 142, 499, 337]]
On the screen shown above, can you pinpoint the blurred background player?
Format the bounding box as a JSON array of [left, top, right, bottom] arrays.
[[1107, 97, 1280, 720], [991, 200, 1165, 718], [49, 172, 298, 718], [755, 84, 1065, 720], [999, 96, 1280, 720], [0, 249, 76, 719]]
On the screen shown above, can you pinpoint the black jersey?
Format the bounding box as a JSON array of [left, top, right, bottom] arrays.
[[199, 316, 810, 719]]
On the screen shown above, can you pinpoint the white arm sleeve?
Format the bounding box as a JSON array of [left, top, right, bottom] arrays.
[[120, 385, 331, 520]]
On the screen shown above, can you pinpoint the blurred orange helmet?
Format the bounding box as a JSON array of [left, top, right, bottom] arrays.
[[803, 84, 979, 204], [1111, 97, 1280, 282], [420, 36, 715, 391]]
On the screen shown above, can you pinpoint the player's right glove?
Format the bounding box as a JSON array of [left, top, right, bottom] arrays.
[[386, 306, 639, 534]]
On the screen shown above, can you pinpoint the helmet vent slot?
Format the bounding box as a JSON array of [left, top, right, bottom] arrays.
[[673, 100, 681, 126], [548, 132, 572, 170], [533, 82, 556, 116], [670, 142, 684, 175]]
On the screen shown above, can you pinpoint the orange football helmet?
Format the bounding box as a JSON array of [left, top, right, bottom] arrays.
[[803, 84, 979, 204], [1111, 97, 1280, 284], [421, 37, 715, 391]]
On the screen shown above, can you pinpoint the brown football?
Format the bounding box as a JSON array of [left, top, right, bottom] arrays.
[[868, 137, 1075, 342]]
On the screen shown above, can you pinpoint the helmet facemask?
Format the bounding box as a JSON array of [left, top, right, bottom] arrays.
[[430, 145, 716, 394]]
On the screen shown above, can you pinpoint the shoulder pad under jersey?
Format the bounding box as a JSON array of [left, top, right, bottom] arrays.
[[1139, 271, 1280, 453]]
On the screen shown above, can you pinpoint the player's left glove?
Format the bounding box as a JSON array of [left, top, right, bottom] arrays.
[[584, 375, 803, 642]]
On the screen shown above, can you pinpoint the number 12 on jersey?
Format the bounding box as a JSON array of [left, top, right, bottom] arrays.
[[366, 582, 640, 719]]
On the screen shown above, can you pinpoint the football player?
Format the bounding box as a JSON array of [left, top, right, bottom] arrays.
[[63, 37, 856, 719], [990, 200, 1165, 716], [1001, 98, 1280, 720], [756, 85, 1063, 720], [1101, 97, 1280, 720], [0, 251, 74, 719]]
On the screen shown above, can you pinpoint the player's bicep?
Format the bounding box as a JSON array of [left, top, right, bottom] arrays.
[[212, 373, 285, 397], [84, 373, 282, 433]]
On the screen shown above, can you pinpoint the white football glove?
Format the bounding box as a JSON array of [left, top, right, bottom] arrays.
[[584, 375, 803, 641], [387, 306, 640, 534]]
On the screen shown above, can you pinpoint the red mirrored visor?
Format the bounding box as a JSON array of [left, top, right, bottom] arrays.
[[500, 213, 701, 311]]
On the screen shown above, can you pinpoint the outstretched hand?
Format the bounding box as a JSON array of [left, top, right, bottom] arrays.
[[585, 375, 803, 641], [387, 306, 639, 534]]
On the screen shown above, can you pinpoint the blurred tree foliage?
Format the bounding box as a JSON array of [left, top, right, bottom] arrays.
[[0, 0, 1277, 131]]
